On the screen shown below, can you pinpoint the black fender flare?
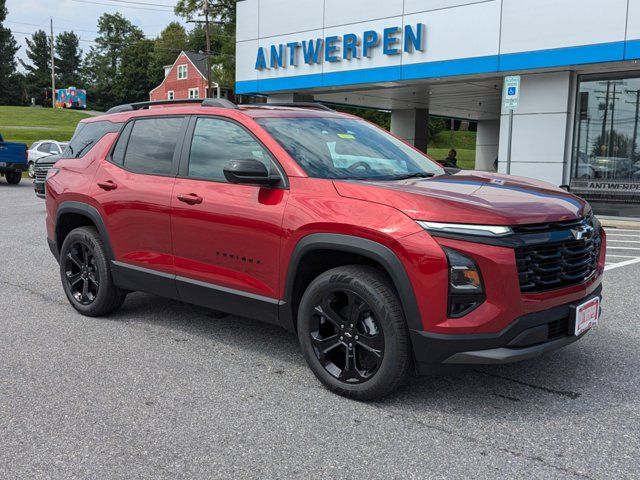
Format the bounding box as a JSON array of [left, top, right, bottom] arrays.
[[55, 201, 115, 260], [280, 233, 422, 332]]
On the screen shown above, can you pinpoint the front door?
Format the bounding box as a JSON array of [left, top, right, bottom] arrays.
[[171, 116, 289, 323]]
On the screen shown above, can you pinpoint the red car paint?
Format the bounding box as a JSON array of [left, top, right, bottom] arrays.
[[46, 104, 605, 339]]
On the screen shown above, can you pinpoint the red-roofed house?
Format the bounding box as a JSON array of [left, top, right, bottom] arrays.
[[150, 51, 218, 101]]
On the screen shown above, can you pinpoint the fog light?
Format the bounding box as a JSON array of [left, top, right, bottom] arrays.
[[443, 247, 485, 318]]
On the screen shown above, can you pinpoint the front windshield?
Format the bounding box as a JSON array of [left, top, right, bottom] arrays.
[[256, 116, 445, 180]]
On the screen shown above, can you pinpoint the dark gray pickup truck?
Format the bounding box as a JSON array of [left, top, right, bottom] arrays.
[[0, 133, 28, 185]]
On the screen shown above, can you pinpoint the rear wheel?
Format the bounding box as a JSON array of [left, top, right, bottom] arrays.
[[297, 265, 411, 400], [5, 171, 21, 184], [59, 226, 126, 316]]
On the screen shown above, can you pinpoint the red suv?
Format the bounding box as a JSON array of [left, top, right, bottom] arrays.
[[45, 99, 605, 400]]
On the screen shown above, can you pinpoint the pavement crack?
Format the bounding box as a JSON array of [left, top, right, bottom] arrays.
[[0, 280, 67, 306], [475, 370, 581, 399], [407, 417, 592, 479]]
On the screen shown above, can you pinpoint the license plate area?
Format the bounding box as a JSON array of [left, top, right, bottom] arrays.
[[572, 296, 600, 336]]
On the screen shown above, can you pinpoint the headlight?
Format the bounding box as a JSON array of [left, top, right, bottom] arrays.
[[418, 221, 513, 237], [443, 247, 485, 318]]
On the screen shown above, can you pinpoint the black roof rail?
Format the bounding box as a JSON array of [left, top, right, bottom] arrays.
[[243, 102, 334, 112], [201, 98, 238, 109], [105, 98, 238, 115]]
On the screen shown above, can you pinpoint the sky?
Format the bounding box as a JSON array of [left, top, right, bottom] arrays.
[[5, 0, 187, 68]]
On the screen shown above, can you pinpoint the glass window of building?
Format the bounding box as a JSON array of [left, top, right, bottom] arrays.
[[571, 74, 640, 218]]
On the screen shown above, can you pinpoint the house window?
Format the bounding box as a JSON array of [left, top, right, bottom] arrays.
[[177, 64, 188, 80], [167, 91, 174, 100], [188, 88, 199, 99]]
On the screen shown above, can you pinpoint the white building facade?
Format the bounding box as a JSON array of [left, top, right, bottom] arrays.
[[236, 0, 640, 217]]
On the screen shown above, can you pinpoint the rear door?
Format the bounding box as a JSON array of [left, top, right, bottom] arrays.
[[91, 116, 188, 283], [170, 116, 289, 322]]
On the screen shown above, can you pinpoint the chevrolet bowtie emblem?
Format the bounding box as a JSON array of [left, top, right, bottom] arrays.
[[571, 225, 594, 241]]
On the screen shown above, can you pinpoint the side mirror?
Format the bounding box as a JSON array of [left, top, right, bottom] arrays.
[[223, 159, 280, 186]]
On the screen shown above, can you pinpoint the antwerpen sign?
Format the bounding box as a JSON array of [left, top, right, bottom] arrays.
[[254, 24, 426, 71]]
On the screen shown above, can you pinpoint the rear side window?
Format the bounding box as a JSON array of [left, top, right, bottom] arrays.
[[62, 121, 121, 159], [110, 122, 134, 165], [122, 117, 184, 175]]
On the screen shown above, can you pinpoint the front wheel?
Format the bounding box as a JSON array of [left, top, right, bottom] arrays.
[[5, 171, 21, 184], [59, 226, 126, 316], [27, 161, 35, 178], [297, 265, 411, 400]]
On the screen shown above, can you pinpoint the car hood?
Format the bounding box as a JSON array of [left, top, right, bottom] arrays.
[[333, 171, 588, 225], [35, 154, 61, 166]]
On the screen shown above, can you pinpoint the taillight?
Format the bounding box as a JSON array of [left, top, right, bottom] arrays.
[[46, 168, 60, 180]]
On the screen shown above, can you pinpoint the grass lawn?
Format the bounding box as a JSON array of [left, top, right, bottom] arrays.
[[427, 130, 477, 169], [0, 106, 91, 147]]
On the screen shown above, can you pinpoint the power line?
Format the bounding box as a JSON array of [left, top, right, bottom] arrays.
[[71, 0, 175, 12], [102, 0, 174, 7]]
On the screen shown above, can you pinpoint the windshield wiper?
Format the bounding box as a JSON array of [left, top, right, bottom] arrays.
[[387, 172, 436, 181]]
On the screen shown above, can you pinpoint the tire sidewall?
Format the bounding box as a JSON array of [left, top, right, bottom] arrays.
[[59, 227, 115, 316], [297, 268, 406, 398]]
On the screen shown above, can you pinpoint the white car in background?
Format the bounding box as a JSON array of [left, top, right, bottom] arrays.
[[26, 140, 68, 178]]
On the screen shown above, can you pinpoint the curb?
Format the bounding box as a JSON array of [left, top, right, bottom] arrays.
[[600, 218, 640, 230]]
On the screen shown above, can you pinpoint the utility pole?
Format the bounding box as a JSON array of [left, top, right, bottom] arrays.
[[626, 89, 640, 160], [204, 0, 212, 98], [50, 17, 56, 109]]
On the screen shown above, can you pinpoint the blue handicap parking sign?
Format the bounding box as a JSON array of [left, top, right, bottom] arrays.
[[508, 86, 517, 96]]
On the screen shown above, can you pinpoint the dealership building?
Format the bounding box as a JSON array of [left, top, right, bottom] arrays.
[[236, 0, 640, 217]]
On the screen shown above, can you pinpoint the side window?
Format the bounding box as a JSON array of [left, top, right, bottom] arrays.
[[62, 121, 121, 159], [38, 143, 52, 153], [188, 117, 274, 182], [122, 117, 184, 175], [111, 122, 134, 165]]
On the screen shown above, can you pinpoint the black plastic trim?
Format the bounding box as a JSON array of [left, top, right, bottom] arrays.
[[281, 233, 421, 332], [54, 201, 115, 261], [109, 260, 281, 326], [410, 284, 602, 372]]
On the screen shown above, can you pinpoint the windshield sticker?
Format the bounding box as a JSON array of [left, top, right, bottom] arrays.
[[338, 133, 355, 140]]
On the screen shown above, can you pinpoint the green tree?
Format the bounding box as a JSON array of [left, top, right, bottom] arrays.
[[0, 0, 20, 104], [150, 22, 188, 85], [84, 13, 144, 109], [55, 31, 82, 87], [20, 30, 51, 106], [117, 38, 155, 104], [177, 1, 237, 91]]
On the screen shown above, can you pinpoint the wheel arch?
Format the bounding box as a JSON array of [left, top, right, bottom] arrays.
[[280, 233, 421, 333], [55, 201, 115, 261]]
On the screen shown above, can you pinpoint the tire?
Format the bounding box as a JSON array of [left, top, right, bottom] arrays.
[[297, 265, 411, 400], [5, 171, 21, 184], [27, 161, 35, 178], [59, 226, 126, 317]]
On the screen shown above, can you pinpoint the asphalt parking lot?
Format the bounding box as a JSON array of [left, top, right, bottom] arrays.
[[1, 181, 639, 479]]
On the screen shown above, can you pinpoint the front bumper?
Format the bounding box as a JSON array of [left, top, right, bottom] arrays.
[[411, 285, 601, 373], [34, 180, 45, 198]]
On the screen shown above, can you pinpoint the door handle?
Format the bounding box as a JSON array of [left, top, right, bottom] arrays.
[[177, 193, 203, 205], [97, 180, 117, 191]]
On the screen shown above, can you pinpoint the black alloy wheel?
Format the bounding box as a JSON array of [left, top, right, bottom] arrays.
[[298, 265, 411, 400], [59, 226, 126, 316], [64, 240, 100, 305], [311, 289, 385, 383]]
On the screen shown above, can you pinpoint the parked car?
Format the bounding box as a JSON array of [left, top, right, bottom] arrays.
[[27, 140, 68, 178], [0, 133, 28, 185], [45, 99, 605, 400], [33, 154, 60, 198]]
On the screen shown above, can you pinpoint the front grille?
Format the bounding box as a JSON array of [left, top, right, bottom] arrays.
[[515, 218, 602, 293], [34, 165, 51, 182], [547, 316, 570, 339]]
